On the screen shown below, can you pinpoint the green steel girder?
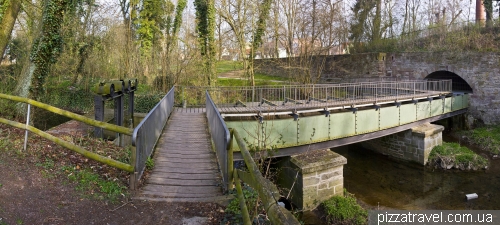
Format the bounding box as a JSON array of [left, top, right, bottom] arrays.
[[225, 95, 469, 152], [380, 106, 399, 129], [356, 109, 379, 134]]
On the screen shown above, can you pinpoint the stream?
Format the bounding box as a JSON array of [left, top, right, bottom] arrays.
[[301, 133, 500, 224]]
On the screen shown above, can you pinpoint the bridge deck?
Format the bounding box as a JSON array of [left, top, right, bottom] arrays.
[[135, 110, 224, 202], [218, 90, 444, 114]]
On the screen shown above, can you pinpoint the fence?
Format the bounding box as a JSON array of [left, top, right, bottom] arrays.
[[205, 90, 231, 191], [209, 80, 452, 110], [131, 86, 175, 188]]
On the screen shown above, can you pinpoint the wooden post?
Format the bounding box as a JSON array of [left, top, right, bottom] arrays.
[[233, 130, 301, 225], [234, 170, 252, 225], [129, 145, 138, 190]]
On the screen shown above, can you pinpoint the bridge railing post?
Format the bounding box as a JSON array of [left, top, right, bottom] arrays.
[[227, 129, 234, 191]]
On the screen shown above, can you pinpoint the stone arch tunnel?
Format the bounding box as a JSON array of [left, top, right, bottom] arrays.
[[425, 71, 473, 93]]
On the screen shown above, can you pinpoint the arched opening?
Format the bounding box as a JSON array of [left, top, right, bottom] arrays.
[[425, 71, 473, 93]]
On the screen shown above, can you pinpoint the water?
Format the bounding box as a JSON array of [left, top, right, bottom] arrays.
[[335, 139, 500, 210]]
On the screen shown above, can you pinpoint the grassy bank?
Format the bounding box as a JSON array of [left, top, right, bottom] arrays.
[[428, 142, 488, 170], [459, 125, 500, 155]]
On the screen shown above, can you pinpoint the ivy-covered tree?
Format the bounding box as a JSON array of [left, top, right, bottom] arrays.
[[136, 0, 172, 58], [14, 0, 68, 100], [247, 0, 272, 86], [165, 0, 186, 55], [194, 0, 216, 86], [349, 0, 386, 49]]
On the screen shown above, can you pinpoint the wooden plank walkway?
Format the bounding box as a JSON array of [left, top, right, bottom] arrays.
[[135, 110, 226, 202]]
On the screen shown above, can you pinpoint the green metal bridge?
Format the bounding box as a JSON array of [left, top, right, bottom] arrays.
[[203, 79, 469, 192]]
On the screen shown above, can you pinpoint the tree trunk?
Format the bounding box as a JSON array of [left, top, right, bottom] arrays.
[[483, 0, 493, 27], [372, 0, 382, 42], [0, 0, 21, 62]]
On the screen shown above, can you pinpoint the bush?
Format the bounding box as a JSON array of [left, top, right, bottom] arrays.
[[39, 88, 94, 113], [322, 190, 367, 225], [222, 184, 263, 225], [134, 93, 164, 113]]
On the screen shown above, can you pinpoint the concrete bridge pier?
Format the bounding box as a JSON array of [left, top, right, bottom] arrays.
[[360, 123, 444, 165], [276, 149, 347, 210]]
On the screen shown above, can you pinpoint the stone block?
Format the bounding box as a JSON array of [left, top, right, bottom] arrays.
[[411, 123, 444, 138], [333, 184, 344, 195], [291, 149, 347, 174], [320, 167, 343, 181], [304, 177, 320, 187], [317, 188, 336, 201], [328, 178, 343, 188]]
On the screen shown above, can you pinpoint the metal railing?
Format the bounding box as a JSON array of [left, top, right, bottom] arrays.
[[206, 90, 231, 191], [209, 80, 451, 110], [131, 86, 175, 188]]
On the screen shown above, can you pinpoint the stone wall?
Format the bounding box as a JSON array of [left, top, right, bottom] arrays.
[[360, 123, 444, 165], [254, 52, 500, 124], [276, 149, 347, 210]]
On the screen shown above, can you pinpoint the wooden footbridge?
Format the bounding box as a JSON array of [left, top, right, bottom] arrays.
[[135, 110, 225, 202]]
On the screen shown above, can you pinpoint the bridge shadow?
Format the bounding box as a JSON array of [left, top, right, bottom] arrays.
[[426, 71, 473, 93]]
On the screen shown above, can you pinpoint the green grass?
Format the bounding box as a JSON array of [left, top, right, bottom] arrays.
[[429, 142, 488, 169], [217, 72, 291, 87], [460, 125, 500, 155], [62, 166, 126, 201], [254, 73, 290, 82], [145, 157, 155, 170], [322, 189, 367, 225], [217, 78, 286, 86], [217, 61, 243, 74]]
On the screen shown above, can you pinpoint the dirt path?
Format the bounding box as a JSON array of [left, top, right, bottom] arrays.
[[218, 70, 245, 79], [0, 125, 226, 225]]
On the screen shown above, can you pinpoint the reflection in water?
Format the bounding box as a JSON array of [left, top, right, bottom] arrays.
[[334, 143, 500, 210]]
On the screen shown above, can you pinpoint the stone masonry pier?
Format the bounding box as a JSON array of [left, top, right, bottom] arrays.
[[277, 149, 347, 210], [360, 123, 444, 165]]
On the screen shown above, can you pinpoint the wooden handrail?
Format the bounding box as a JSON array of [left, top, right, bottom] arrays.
[[233, 170, 252, 225], [0, 117, 134, 172], [232, 130, 301, 225], [0, 93, 133, 135]]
